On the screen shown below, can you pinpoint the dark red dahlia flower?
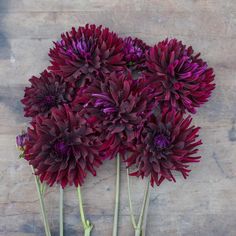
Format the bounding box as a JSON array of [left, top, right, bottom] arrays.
[[144, 38, 215, 114], [48, 24, 125, 86], [24, 105, 103, 188], [21, 70, 75, 117], [125, 112, 202, 187], [78, 71, 157, 158], [123, 36, 150, 70]]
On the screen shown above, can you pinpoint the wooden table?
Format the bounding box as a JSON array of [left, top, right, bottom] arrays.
[[0, 0, 236, 235]]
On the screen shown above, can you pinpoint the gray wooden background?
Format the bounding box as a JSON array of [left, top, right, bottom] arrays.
[[0, 0, 236, 235]]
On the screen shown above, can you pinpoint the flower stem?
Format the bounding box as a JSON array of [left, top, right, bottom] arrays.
[[77, 186, 93, 236], [60, 186, 64, 236], [141, 183, 151, 236], [31, 166, 51, 236], [41, 183, 46, 195], [135, 228, 142, 236], [112, 154, 121, 236], [137, 179, 150, 232], [126, 168, 137, 229], [126, 167, 150, 236]]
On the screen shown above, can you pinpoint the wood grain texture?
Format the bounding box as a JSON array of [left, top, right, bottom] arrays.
[[0, 0, 236, 235]]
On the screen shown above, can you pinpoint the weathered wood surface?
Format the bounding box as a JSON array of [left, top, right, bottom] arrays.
[[0, 0, 236, 235]]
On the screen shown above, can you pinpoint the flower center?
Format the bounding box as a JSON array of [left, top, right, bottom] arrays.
[[154, 134, 170, 149], [54, 141, 69, 155], [44, 95, 56, 106]]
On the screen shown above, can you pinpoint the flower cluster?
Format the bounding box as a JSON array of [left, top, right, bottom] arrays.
[[17, 24, 215, 188]]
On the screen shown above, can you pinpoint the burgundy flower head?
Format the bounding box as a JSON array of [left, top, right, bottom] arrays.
[[144, 39, 215, 114], [21, 70, 75, 117], [24, 105, 103, 188], [49, 24, 125, 86], [123, 37, 150, 70], [125, 112, 202, 187], [77, 71, 157, 158]]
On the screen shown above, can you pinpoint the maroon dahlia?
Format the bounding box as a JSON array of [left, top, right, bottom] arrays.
[[144, 38, 215, 114], [125, 112, 202, 187], [49, 24, 125, 86], [77, 72, 157, 158], [24, 105, 103, 188], [123, 36, 150, 70], [21, 70, 75, 117]]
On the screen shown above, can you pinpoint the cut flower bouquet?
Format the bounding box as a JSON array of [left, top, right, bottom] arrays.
[[16, 24, 215, 236]]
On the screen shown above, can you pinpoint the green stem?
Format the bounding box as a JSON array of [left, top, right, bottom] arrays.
[[126, 167, 150, 236], [112, 154, 121, 236], [126, 168, 137, 229], [31, 166, 51, 236], [60, 186, 64, 236], [142, 183, 151, 236], [135, 228, 142, 236], [41, 183, 46, 195], [77, 187, 93, 236], [137, 180, 150, 231], [135, 180, 150, 236]]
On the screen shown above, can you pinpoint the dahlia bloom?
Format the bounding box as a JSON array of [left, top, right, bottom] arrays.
[[123, 37, 150, 70], [125, 112, 202, 186], [144, 39, 215, 114], [49, 24, 125, 86], [78, 71, 157, 158], [24, 105, 103, 188], [21, 70, 75, 117]]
